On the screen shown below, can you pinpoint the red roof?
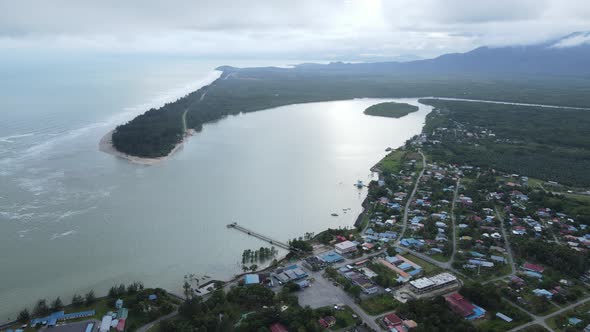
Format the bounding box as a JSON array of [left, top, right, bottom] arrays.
[[523, 262, 545, 273], [384, 313, 403, 326], [116, 319, 126, 332], [270, 323, 289, 332], [445, 293, 476, 317]]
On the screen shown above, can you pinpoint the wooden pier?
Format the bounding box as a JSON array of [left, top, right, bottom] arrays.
[[226, 222, 301, 252]]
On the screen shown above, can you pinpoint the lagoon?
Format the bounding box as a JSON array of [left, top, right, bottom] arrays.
[[0, 56, 431, 321]]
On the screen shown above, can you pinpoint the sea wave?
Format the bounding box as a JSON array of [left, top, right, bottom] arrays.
[[13, 70, 222, 162], [50, 230, 76, 240], [0, 133, 34, 143]]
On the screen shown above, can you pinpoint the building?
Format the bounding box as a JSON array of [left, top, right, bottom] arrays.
[[319, 316, 336, 328], [445, 293, 486, 320], [409, 273, 458, 295], [522, 262, 545, 274], [274, 265, 308, 284], [335, 240, 357, 254], [270, 322, 289, 332], [30, 310, 96, 327], [244, 274, 260, 285], [318, 251, 344, 264], [100, 315, 113, 332], [533, 289, 553, 299], [115, 299, 123, 309], [383, 313, 418, 331]]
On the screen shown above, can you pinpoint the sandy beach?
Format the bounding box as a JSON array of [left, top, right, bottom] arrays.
[[99, 129, 192, 165]]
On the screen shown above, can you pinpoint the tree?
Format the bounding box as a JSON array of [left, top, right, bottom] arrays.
[[85, 290, 96, 305], [51, 297, 64, 311], [72, 294, 84, 306], [33, 299, 49, 316], [183, 281, 192, 299], [348, 285, 362, 299], [17, 308, 30, 323], [249, 264, 258, 272]]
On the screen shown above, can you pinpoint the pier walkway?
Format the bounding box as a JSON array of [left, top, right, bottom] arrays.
[[226, 222, 302, 253]]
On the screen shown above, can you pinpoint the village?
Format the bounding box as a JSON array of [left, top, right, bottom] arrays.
[[226, 130, 590, 332]]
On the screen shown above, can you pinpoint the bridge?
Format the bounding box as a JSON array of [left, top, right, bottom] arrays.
[[226, 222, 302, 253]]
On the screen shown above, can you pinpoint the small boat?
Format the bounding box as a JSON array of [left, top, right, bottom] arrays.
[[331, 213, 339, 217], [356, 180, 364, 188]]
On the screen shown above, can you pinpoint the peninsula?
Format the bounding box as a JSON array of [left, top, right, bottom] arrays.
[[363, 101, 419, 118], [102, 33, 590, 162]]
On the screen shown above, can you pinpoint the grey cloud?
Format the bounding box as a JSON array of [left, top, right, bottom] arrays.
[[0, 0, 589, 59]]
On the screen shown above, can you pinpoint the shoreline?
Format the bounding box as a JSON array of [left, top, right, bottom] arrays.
[[99, 129, 194, 166]]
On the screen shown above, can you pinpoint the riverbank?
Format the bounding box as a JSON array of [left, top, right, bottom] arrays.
[[99, 128, 194, 165]]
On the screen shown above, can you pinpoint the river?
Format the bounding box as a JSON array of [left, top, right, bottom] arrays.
[[0, 55, 432, 321]]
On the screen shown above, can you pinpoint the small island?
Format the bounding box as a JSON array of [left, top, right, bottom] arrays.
[[363, 102, 419, 118]]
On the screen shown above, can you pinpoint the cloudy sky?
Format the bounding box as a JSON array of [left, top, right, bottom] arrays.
[[1, 0, 589, 60]]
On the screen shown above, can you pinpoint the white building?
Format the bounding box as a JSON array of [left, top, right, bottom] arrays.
[[335, 240, 357, 255]]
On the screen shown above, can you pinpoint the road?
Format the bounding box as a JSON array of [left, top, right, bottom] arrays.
[[507, 296, 590, 331], [448, 178, 461, 265], [300, 270, 383, 331], [136, 310, 178, 332], [497, 207, 517, 275], [395, 150, 426, 246]]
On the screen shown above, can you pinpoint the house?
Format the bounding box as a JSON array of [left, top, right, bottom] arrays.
[[522, 263, 545, 274], [244, 274, 260, 285], [496, 312, 513, 322], [318, 251, 344, 264], [115, 299, 123, 309], [445, 293, 486, 320], [319, 316, 337, 328], [335, 240, 358, 254], [533, 289, 553, 299], [383, 312, 403, 326], [270, 322, 289, 332]]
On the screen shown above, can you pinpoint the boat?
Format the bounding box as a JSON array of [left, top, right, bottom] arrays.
[[331, 213, 339, 217], [356, 180, 364, 188]]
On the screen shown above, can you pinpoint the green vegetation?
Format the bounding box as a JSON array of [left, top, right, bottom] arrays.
[[359, 294, 399, 315], [364, 101, 419, 118], [396, 297, 475, 332], [316, 306, 360, 330], [419, 99, 590, 186], [461, 283, 532, 331], [241, 247, 278, 265], [112, 63, 590, 158], [511, 237, 589, 278], [377, 149, 405, 174], [404, 254, 442, 275], [159, 284, 350, 331]]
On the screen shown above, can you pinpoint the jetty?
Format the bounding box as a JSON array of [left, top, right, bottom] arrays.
[[226, 222, 302, 253]]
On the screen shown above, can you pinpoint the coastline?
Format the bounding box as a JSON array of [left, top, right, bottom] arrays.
[[99, 129, 194, 166]]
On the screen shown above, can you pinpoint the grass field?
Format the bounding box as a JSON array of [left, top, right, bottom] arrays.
[[404, 254, 442, 276], [377, 150, 405, 174], [360, 294, 400, 315]]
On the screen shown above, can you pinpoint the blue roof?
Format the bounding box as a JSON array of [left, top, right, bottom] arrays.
[[466, 305, 486, 321], [398, 263, 412, 270], [496, 312, 512, 322], [244, 274, 260, 285], [319, 251, 344, 263], [568, 317, 582, 325]]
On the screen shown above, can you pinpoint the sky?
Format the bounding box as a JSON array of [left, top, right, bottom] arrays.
[[0, 0, 589, 61]]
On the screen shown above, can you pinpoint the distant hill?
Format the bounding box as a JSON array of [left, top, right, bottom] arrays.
[[291, 32, 590, 77], [113, 32, 590, 158]]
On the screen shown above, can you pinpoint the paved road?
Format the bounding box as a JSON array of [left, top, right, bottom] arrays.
[[497, 207, 516, 274], [299, 270, 382, 331], [507, 296, 590, 331], [395, 150, 426, 246], [136, 310, 178, 332], [448, 178, 461, 265]]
